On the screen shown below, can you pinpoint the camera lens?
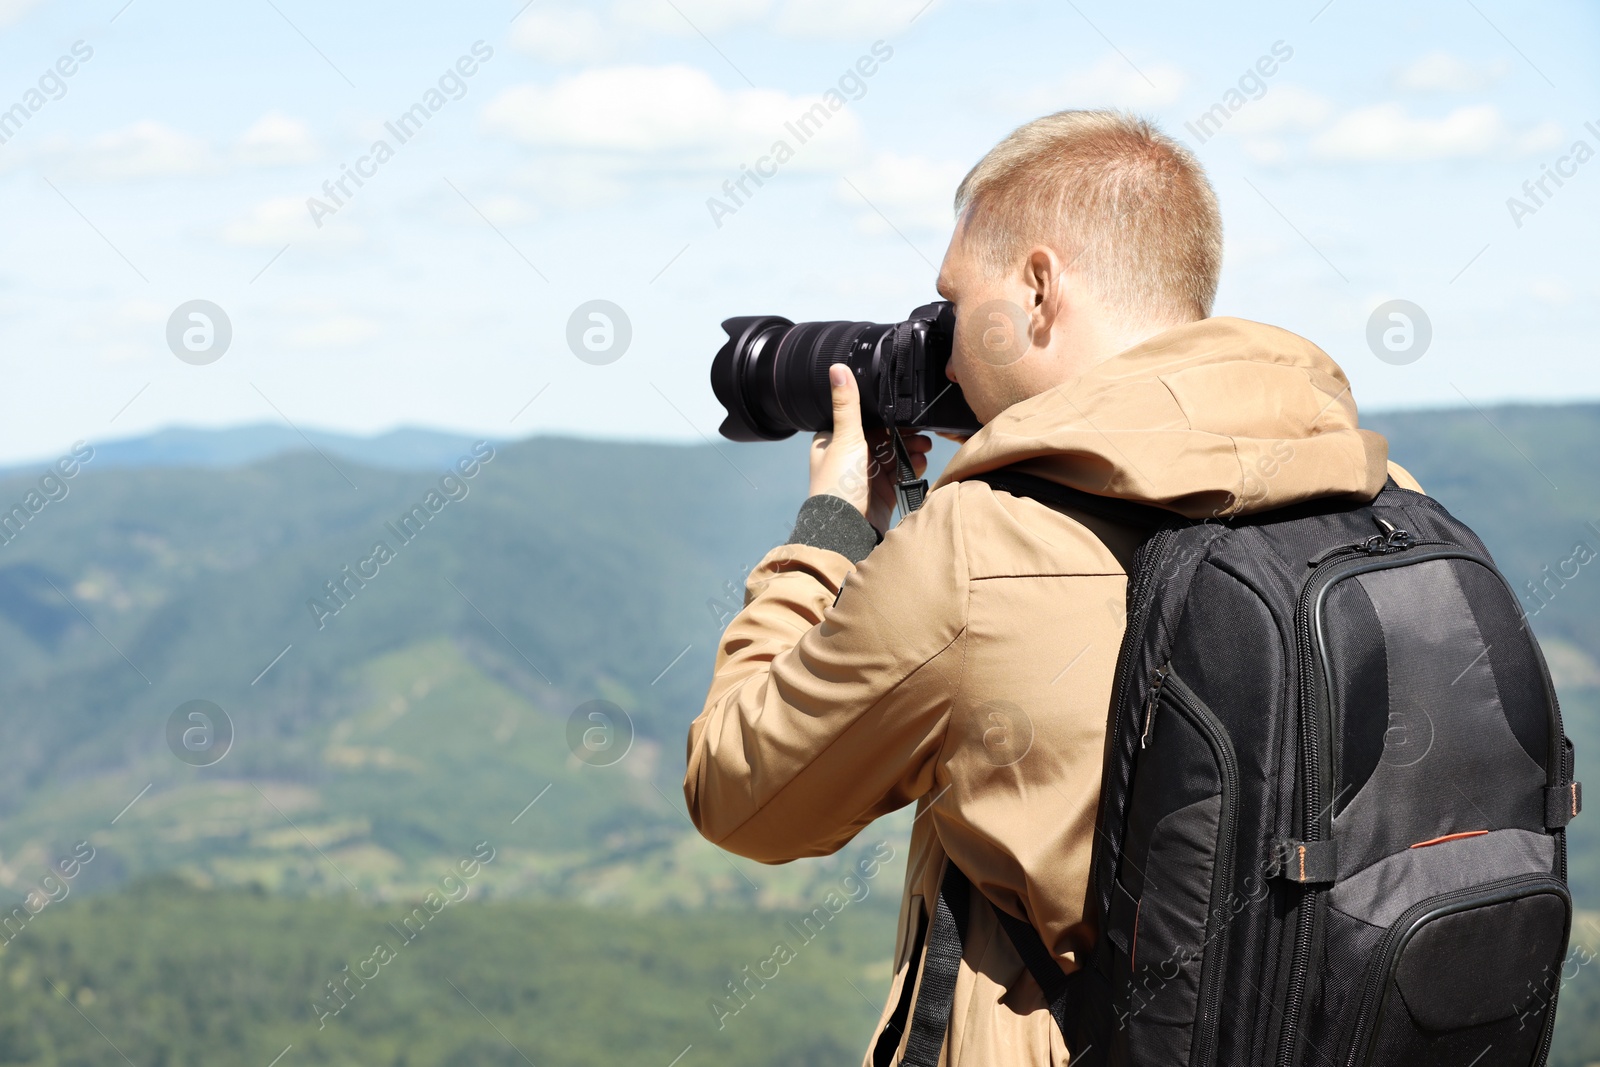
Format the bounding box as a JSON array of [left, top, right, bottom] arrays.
[[710, 301, 975, 443], [711, 317, 887, 441]]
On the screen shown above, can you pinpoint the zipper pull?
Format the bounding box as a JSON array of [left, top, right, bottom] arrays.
[[1307, 542, 1362, 567], [1308, 520, 1418, 566], [1141, 666, 1168, 749], [1364, 517, 1415, 554], [1378, 521, 1414, 551]]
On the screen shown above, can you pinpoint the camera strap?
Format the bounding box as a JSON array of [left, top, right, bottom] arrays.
[[889, 427, 928, 516]]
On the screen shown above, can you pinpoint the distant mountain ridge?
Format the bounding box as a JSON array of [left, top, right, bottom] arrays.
[[0, 404, 1593, 914], [0, 424, 505, 476]]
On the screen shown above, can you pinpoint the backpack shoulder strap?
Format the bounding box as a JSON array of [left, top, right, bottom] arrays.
[[903, 863, 1107, 1065], [896, 861, 970, 1066], [971, 469, 1177, 533]]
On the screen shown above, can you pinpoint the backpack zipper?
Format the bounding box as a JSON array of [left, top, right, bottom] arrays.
[[1278, 552, 1340, 1067], [1098, 525, 1177, 925], [1160, 671, 1240, 1067], [1278, 535, 1435, 1066], [1140, 665, 1168, 749], [1306, 519, 1447, 567], [1536, 959, 1561, 1067]]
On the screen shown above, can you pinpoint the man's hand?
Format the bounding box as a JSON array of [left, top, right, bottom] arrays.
[[809, 364, 931, 535]]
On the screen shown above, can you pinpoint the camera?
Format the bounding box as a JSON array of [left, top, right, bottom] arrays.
[[710, 300, 981, 442]]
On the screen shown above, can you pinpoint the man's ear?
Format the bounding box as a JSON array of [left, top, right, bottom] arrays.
[[1025, 245, 1066, 344]]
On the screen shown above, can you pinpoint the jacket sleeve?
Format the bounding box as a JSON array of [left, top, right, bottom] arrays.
[[684, 487, 969, 863]]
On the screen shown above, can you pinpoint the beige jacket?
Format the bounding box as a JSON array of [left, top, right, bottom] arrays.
[[684, 317, 1423, 1065]]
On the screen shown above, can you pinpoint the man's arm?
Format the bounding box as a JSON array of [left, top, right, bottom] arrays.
[[684, 367, 959, 863]]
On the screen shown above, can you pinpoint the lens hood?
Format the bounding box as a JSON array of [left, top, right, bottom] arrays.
[[711, 315, 794, 442]]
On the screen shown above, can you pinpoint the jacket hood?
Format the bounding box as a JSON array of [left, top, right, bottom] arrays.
[[934, 316, 1390, 519]]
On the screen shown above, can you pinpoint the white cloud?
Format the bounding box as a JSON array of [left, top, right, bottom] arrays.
[[1527, 276, 1574, 306], [609, 0, 771, 35], [509, 7, 614, 63], [773, 0, 931, 38], [287, 315, 382, 348], [235, 112, 320, 167], [838, 152, 964, 232], [1310, 104, 1545, 162], [1515, 120, 1565, 155], [452, 192, 537, 226], [71, 299, 166, 363], [0, 0, 43, 29], [221, 196, 361, 247], [5, 117, 316, 182], [1223, 85, 1334, 135], [505, 155, 640, 207], [50, 121, 213, 181], [483, 65, 860, 163], [480, 194, 536, 225], [508, 0, 970, 48], [1395, 52, 1509, 93], [1021, 53, 1188, 111], [486, 66, 864, 208], [1240, 138, 1287, 165]]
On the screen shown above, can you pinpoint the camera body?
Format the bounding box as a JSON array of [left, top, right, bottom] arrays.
[[711, 300, 980, 442]]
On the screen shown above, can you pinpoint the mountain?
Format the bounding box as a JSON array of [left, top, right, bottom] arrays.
[[0, 408, 1593, 918], [0, 410, 1597, 1064], [1, 424, 505, 475], [0, 429, 900, 912]]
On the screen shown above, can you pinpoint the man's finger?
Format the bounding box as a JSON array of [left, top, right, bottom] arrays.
[[829, 364, 864, 440]]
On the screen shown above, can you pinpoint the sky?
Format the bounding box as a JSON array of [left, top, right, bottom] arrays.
[[0, 0, 1596, 465]]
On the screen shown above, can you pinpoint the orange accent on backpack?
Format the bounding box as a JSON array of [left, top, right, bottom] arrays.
[[1408, 829, 1489, 849]]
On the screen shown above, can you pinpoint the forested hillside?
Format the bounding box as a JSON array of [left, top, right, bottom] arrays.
[[0, 404, 1595, 1064]]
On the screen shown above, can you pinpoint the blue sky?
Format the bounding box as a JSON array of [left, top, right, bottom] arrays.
[[0, 0, 1596, 464]]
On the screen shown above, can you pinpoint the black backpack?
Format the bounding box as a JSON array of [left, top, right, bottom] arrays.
[[893, 470, 1581, 1067]]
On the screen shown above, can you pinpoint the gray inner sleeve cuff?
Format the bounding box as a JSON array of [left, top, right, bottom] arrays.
[[787, 494, 882, 564]]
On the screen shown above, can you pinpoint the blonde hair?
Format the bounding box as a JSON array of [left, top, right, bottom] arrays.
[[953, 109, 1222, 326]]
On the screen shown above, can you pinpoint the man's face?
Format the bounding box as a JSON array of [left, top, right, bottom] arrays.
[[935, 219, 1046, 425]]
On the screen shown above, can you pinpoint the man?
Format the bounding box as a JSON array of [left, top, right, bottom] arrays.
[[683, 109, 1422, 1065]]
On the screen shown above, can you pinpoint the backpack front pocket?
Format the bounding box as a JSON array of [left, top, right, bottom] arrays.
[[1108, 666, 1238, 1067], [1339, 872, 1570, 1067]]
